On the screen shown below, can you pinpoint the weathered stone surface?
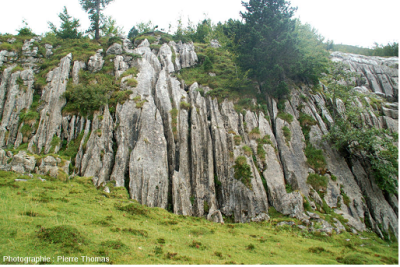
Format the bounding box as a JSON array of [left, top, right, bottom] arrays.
[[78, 106, 114, 186], [129, 96, 169, 209], [189, 83, 217, 217], [0, 67, 35, 148], [351, 159, 398, 239], [29, 54, 72, 154], [10, 151, 35, 174], [44, 44, 53, 58], [106, 43, 123, 55], [72, 61, 86, 84], [275, 100, 309, 195], [88, 49, 104, 72], [331, 52, 398, 99]]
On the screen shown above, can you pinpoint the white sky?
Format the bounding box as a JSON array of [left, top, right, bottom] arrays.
[[0, 0, 399, 48]]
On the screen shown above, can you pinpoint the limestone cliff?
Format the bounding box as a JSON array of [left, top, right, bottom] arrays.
[[0, 35, 398, 239]]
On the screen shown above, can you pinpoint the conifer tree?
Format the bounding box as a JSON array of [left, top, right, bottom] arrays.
[[79, 0, 115, 40], [48, 7, 82, 39], [234, 0, 298, 99]]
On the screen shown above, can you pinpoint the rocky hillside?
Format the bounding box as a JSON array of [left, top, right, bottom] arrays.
[[0, 34, 398, 239]]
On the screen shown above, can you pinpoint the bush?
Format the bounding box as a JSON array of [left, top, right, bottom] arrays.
[[277, 112, 293, 124], [282, 126, 291, 144], [126, 78, 138, 87], [249, 127, 261, 139], [234, 135, 242, 145], [305, 144, 327, 173], [242, 146, 252, 156], [179, 101, 191, 110], [233, 156, 253, 189], [307, 173, 328, 191]]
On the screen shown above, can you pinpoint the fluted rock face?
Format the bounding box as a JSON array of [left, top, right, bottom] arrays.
[[0, 37, 398, 237], [28, 53, 72, 154], [0, 67, 35, 148], [331, 52, 398, 100]]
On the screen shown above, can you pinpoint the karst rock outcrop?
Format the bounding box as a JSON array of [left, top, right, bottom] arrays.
[[0, 35, 398, 239]]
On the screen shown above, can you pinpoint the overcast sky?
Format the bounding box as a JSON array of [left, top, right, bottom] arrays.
[[0, 0, 398, 48]]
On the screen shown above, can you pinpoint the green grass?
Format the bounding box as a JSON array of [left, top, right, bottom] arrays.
[[0, 170, 398, 264]]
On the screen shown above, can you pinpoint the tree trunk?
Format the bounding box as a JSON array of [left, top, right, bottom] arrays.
[[95, 0, 100, 40]]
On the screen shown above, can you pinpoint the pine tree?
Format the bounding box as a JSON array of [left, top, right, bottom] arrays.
[[79, 0, 115, 40], [234, 0, 298, 99], [48, 7, 82, 39]]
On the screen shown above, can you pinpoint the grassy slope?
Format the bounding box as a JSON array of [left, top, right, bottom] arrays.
[[0, 170, 398, 265]]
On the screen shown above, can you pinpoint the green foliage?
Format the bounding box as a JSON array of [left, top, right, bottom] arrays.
[[227, 0, 298, 99], [340, 185, 350, 206], [17, 20, 35, 36], [79, 0, 115, 40], [170, 108, 178, 139], [102, 16, 125, 37], [126, 78, 138, 87], [294, 22, 329, 85], [179, 101, 191, 110], [37, 225, 86, 251], [305, 144, 327, 173], [63, 83, 109, 117], [242, 146, 253, 156], [233, 156, 253, 189], [249, 127, 261, 139], [324, 64, 398, 194], [331, 42, 398, 57], [307, 174, 328, 191], [0, 170, 398, 264], [298, 112, 317, 141], [20, 124, 32, 137], [177, 44, 254, 103], [277, 112, 293, 124], [48, 7, 82, 39], [285, 184, 293, 193], [234, 135, 242, 146], [282, 126, 291, 144], [202, 56, 213, 72]]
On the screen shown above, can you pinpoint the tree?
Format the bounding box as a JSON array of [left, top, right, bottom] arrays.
[[17, 19, 35, 36], [101, 16, 124, 36], [79, 0, 115, 40], [231, 0, 298, 99], [48, 7, 82, 39]]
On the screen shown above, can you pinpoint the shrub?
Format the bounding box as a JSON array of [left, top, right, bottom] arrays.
[[20, 124, 32, 137], [203, 56, 213, 72], [277, 112, 293, 123], [126, 78, 138, 87], [179, 101, 191, 110], [242, 146, 252, 156], [305, 144, 327, 173], [257, 143, 266, 160], [19, 110, 39, 123], [307, 173, 328, 191], [340, 185, 350, 206], [233, 156, 252, 189], [63, 83, 109, 117], [285, 184, 293, 193], [234, 135, 242, 145], [249, 127, 261, 139], [282, 126, 291, 144]]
